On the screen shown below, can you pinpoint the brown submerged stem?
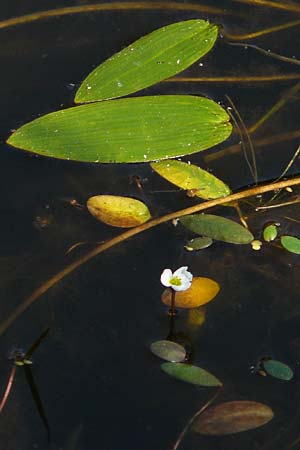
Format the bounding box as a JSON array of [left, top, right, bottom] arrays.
[[1, 177, 300, 336]]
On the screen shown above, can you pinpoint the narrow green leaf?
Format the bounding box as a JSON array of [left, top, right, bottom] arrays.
[[263, 359, 294, 381], [7, 95, 232, 163], [263, 224, 278, 242], [185, 236, 213, 251], [150, 340, 186, 362], [193, 401, 274, 435], [180, 214, 253, 244], [75, 19, 218, 103], [281, 235, 300, 254], [161, 362, 222, 387], [151, 160, 231, 200]]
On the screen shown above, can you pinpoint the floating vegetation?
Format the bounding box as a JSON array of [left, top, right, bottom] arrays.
[[262, 359, 294, 381], [184, 236, 213, 251], [263, 224, 278, 242], [161, 362, 222, 387], [281, 235, 300, 254], [150, 340, 186, 363]]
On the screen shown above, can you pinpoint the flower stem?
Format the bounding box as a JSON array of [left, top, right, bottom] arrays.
[[0, 365, 16, 413]]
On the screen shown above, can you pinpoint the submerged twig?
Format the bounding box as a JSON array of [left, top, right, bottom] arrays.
[[167, 74, 300, 83], [172, 389, 221, 450], [1, 177, 300, 336], [231, 0, 300, 13], [229, 42, 300, 66], [256, 198, 300, 211], [0, 365, 16, 413], [223, 20, 300, 41]]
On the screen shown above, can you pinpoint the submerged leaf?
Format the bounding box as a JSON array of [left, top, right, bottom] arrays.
[[150, 340, 186, 362], [281, 235, 300, 254], [75, 19, 218, 103], [161, 362, 222, 387], [263, 224, 278, 242], [263, 359, 294, 381], [193, 401, 274, 435], [188, 307, 206, 327], [7, 96, 232, 163], [161, 276, 220, 308], [185, 236, 213, 251], [151, 160, 231, 200], [180, 214, 253, 244], [87, 195, 150, 227]]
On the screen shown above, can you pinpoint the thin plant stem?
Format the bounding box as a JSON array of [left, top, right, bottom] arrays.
[[229, 43, 300, 67], [172, 388, 221, 450], [231, 0, 300, 13], [223, 20, 300, 41], [256, 198, 300, 211], [166, 74, 300, 83], [1, 177, 300, 337], [0, 365, 16, 413], [0, 2, 230, 30]]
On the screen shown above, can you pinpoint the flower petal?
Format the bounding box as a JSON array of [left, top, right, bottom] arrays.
[[160, 269, 172, 287], [172, 277, 192, 291], [174, 266, 193, 281]]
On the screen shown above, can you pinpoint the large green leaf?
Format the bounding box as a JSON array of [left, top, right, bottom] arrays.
[[75, 19, 218, 103], [151, 160, 231, 200], [161, 362, 222, 387], [180, 214, 253, 244], [7, 95, 232, 163], [281, 235, 300, 254]]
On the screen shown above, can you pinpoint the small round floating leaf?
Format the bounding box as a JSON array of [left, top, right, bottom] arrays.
[[281, 235, 300, 254], [7, 95, 232, 163], [161, 362, 222, 387], [185, 236, 213, 251], [161, 276, 220, 308], [193, 401, 274, 435], [150, 340, 186, 362], [263, 359, 294, 381], [151, 160, 231, 200], [180, 214, 253, 244], [87, 195, 151, 228], [75, 19, 218, 103], [263, 224, 278, 242]]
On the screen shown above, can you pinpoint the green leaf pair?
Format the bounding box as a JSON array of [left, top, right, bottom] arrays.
[[7, 19, 233, 164]]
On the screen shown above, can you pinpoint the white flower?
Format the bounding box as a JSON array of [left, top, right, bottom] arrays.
[[160, 266, 193, 292]]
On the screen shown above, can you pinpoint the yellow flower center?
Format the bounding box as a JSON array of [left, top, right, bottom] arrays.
[[169, 276, 182, 286]]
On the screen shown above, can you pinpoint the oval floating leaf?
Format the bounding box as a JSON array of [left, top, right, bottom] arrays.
[[87, 195, 150, 227], [162, 276, 220, 308], [161, 362, 222, 387], [263, 359, 293, 381], [180, 214, 253, 244], [75, 19, 218, 103], [151, 160, 231, 200], [150, 340, 186, 362], [281, 235, 300, 254], [193, 401, 274, 435], [185, 236, 213, 251], [263, 224, 278, 242], [7, 95, 232, 163]]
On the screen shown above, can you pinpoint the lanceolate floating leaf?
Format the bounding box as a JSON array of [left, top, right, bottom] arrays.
[[150, 340, 186, 363], [7, 95, 232, 163], [263, 359, 294, 381], [151, 160, 231, 200], [161, 362, 222, 387], [180, 214, 253, 244], [75, 19, 218, 103], [161, 277, 220, 308], [87, 195, 151, 227], [281, 235, 300, 254], [193, 401, 274, 435]]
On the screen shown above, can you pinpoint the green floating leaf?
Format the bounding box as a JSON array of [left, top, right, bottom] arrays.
[[7, 95, 232, 163], [87, 195, 151, 228], [150, 340, 186, 362], [193, 401, 274, 435], [263, 224, 278, 242], [180, 214, 253, 244], [161, 362, 222, 387], [75, 19, 218, 103], [263, 359, 294, 381], [151, 160, 231, 200], [281, 235, 300, 254], [185, 236, 213, 251]]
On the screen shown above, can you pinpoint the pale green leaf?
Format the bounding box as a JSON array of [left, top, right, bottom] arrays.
[[180, 214, 253, 244], [7, 95, 232, 163], [161, 362, 222, 387], [281, 235, 300, 254], [263, 359, 293, 381], [150, 340, 186, 362], [185, 236, 213, 251], [263, 224, 278, 242], [151, 160, 231, 200], [75, 19, 218, 103]]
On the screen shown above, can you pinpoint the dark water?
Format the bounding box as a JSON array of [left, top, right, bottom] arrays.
[[1, 1, 300, 449]]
